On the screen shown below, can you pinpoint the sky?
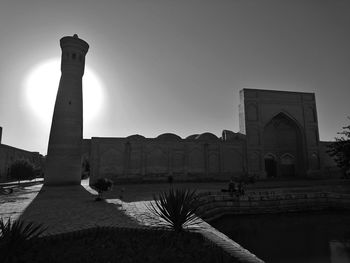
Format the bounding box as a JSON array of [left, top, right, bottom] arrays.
[[0, 0, 349, 155]]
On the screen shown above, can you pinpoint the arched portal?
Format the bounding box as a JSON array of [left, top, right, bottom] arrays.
[[263, 112, 305, 177], [264, 154, 277, 178]]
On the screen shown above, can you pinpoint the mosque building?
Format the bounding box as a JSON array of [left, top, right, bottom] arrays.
[[84, 88, 339, 183]]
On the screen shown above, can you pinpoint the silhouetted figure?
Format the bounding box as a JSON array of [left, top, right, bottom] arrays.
[[228, 179, 236, 196], [238, 181, 245, 196]]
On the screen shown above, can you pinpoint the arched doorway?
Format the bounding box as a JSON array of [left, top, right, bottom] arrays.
[[264, 154, 277, 178], [280, 154, 295, 177], [263, 112, 304, 177]]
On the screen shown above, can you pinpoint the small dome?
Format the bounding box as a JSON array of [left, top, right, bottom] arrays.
[[185, 134, 199, 140], [196, 132, 219, 141], [126, 134, 145, 140], [156, 133, 182, 141]]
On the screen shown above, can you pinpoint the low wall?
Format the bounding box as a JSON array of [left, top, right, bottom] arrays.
[[197, 191, 350, 222]]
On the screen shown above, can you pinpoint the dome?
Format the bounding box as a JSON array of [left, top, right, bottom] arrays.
[[126, 134, 145, 140], [156, 133, 182, 141], [195, 132, 219, 141], [185, 134, 199, 140]]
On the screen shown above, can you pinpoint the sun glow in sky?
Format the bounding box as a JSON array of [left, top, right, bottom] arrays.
[[0, 1, 349, 155], [24, 58, 104, 127]]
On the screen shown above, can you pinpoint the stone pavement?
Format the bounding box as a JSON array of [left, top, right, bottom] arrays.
[[18, 185, 142, 236], [0, 184, 41, 221], [0, 180, 265, 262], [3, 178, 349, 262]]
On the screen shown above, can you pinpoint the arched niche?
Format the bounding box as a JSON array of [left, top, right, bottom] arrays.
[[146, 147, 168, 174], [222, 147, 243, 173], [280, 153, 296, 177], [263, 112, 305, 177], [264, 153, 277, 178], [248, 151, 260, 172], [307, 128, 318, 146], [310, 152, 320, 170], [99, 148, 123, 176], [129, 146, 142, 174], [172, 151, 184, 174], [306, 107, 316, 122], [208, 152, 220, 174], [188, 148, 205, 173], [247, 128, 260, 145]]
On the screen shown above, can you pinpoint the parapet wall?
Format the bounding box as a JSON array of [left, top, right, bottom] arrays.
[[197, 191, 350, 222]]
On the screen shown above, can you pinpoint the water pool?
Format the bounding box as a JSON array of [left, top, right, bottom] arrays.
[[211, 212, 350, 263]]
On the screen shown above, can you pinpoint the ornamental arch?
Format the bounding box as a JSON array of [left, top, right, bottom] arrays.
[[264, 153, 277, 178], [263, 112, 306, 177]]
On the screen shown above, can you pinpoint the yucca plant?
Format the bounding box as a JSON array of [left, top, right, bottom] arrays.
[[147, 188, 202, 232], [0, 217, 46, 262]]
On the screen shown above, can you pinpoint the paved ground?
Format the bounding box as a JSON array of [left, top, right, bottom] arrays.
[[1, 178, 349, 263], [0, 184, 41, 221], [2, 178, 349, 226]]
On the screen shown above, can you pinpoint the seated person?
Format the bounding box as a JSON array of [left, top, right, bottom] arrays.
[[228, 179, 236, 195]]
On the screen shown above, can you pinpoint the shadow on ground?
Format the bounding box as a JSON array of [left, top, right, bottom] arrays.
[[19, 185, 141, 236]]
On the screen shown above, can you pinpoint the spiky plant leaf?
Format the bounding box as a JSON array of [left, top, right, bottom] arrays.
[[147, 189, 202, 232], [0, 217, 46, 262]]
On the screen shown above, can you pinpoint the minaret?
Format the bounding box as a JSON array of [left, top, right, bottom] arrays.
[[44, 34, 89, 186]]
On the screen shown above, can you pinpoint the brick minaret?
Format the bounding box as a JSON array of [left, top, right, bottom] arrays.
[[45, 34, 89, 186]]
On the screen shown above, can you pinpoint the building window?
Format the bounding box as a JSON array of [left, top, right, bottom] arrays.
[[72, 53, 76, 60]]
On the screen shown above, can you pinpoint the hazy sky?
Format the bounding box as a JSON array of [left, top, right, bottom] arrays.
[[0, 0, 349, 155]]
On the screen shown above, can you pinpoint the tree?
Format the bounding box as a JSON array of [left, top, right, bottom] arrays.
[[91, 178, 113, 201], [327, 119, 350, 178], [9, 160, 35, 184]]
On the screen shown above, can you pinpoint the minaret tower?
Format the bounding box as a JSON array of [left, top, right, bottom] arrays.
[[44, 34, 89, 186]]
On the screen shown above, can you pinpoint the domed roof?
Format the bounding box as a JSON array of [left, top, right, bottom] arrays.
[[185, 134, 199, 140], [156, 133, 182, 141], [195, 132, 219, 141], [126, 134, 145, 140]]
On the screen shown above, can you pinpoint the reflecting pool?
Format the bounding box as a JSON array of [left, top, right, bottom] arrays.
[[211, 212, 350, 263]]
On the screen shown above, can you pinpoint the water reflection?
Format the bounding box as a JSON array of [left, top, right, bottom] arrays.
[[211, 212, 350, 263]]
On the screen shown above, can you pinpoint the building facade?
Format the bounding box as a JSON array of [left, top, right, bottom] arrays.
[[86, 89, 340, 183], [0, 127, 44, 183]]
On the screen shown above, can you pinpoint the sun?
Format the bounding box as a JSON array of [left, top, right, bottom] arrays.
[[24, 58, 104, 126]]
